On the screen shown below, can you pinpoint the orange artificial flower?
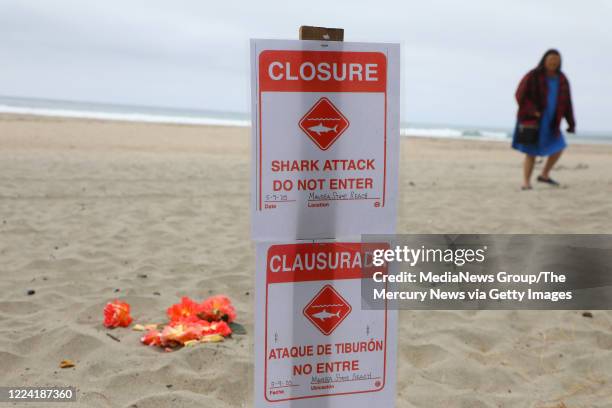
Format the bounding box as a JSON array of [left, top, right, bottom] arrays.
[[103, 300, 133, 328], [141, 329, 162, 347], [160, 323, 195, 346], [161, 320, 232, 346], [137, 294, 237, 350], [166, 296, 202, 324], [207, 320, 232, 337], [199, 295, 237, 323]]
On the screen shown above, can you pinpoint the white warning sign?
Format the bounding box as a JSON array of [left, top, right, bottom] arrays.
[[250, 39, 400, 240], [254, 241, 397, 407]]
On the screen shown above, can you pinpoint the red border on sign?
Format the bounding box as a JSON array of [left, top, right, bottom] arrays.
[[263, 245, 388, 402], [256, 50, 388, 211]]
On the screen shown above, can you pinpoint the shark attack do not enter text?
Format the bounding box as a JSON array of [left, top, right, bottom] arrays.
[[271, 159, 376, 172]]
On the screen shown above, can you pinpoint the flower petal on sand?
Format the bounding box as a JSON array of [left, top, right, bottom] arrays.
[[60, 360, 75, 368], [199, 295, 237, 323], [166, 296, 202, 324], [200, 334, 224, 343], [103, 300, 133, 328]]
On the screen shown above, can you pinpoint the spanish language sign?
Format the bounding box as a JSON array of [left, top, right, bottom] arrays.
[[254, 241, 397, 407], [250, 39, 400, 240]]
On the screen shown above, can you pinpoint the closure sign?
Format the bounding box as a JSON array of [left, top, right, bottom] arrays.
[[254, 242, 397, 407], [250, 38, 400, 408], [250, 40, 400, 240]]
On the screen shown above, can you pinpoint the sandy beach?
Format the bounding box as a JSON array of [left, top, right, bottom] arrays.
[[1, 114, 611, 407]]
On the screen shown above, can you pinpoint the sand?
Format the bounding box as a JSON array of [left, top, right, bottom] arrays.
[[0, 114, 611, 407]]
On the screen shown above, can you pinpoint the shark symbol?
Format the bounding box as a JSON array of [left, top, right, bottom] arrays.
[[312, 309, 341, 321], [307, 123, 338, 135]]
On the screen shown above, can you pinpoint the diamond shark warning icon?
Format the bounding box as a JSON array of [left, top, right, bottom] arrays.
[[303, 285, 352, 335], [299, 97, 350, 150]]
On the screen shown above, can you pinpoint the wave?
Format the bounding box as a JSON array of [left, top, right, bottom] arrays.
[[305, 118, 341, 121], [400, 127, 509, 141], [0, 104, 250, 127], [0, 103, 509, 141], [1, 97, 609, 144]]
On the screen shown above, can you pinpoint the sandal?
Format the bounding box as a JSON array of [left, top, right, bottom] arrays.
[[521, 185, 533, 191], [537, 175, 560, 186]]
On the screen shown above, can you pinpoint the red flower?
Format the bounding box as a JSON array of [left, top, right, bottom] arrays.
[[141, 329, 162, 346], [138, 295, 237, 350], [199, 295, 236, 323], [160, 323, 194, 346], [103, 300, 133, 328], [166, 296, 202, 324], [155, 320, 232, 347], [207, 321, 232, 337]]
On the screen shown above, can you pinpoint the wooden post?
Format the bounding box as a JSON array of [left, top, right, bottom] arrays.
[[299, 26, 344, 41]]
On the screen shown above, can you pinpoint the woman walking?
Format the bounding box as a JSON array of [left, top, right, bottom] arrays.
[[512, 49, 576, 189]]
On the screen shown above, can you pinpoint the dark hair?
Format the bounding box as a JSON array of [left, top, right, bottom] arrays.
[[537, 49, 562, 72]]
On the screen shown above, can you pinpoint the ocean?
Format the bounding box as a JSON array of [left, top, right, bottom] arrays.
[[1, 95, 610, 144]]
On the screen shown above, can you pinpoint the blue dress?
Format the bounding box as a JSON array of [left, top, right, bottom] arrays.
[[512, 75, 567, 156]]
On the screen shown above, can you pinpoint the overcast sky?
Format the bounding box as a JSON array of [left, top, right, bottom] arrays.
[[1, 0, 610, 131]]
